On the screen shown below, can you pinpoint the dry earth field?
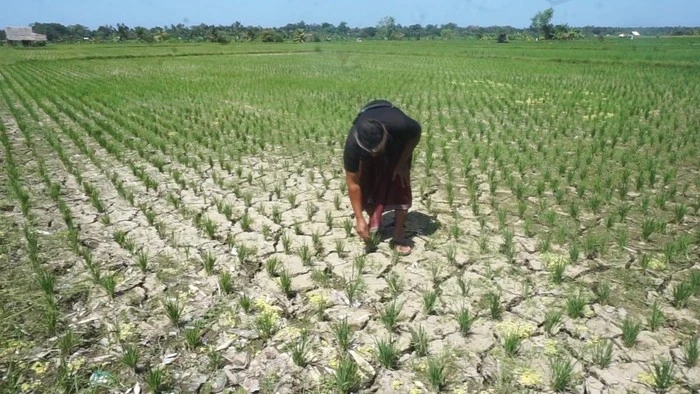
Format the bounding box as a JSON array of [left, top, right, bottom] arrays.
[[1, 39, 699, 394]]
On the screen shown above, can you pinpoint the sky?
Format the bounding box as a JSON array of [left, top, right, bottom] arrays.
[[2, 0, 699, 30]]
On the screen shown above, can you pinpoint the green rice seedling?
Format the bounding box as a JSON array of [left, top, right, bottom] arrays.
[[616, 202, 632, 223], [100, 214, 112, 226], [306, 202, 317, 221], [648, 300, 664, 331], [380, 300, 403, 332], [591, 339, 613, 369], [311, 268, 331, 288], [36, 269, 55, 299], [121, 344, 139, 372], [605, 214, 616, 229], [154, 220, 168, 239], [343, 218, 353, 238], [449, 222, 462, 240], [218, 271, 234, 295], [312, 231, 324, 256], [239, 211, 252, 232], [690, 270, 700, 296], [550, 258, 567, 284], [325, 211, 334, 230], [162, 298, 184, 328], [641, 218, 658, 241], [242, 191, 253, 208], [265, 257, 280, 277], [497, 207, 507, 230], [239, 293, 252, 313], [345, 276, 364, 306], [568, 201, 580, 220], [334, 239, 346, 257], [208, 348, 224, 371], [593, 281, 611, 305], [588, 194, 602, 215], [262, 225, 272, 240], [136, 249, 149, 272], [410, 325, 429, 357], [544, 309, 563, 335], [457, 306, 475, 337], [457, 276, 470, 297], [446, 243, 457, 265], [293, 220, 303, 235], [100, 273, 117, 299], [386, 272, 403, 299], [367, 231, 381, 252], [333, 355, 359, 394], [683, 335, 698, 368], [671, 281, 692, 309], [281, 233, 292, 254], [286, 192, 297, 208], [289, 335, 312, 367], [255, 311, 277, 340], [58, 329, 77, 357], [568, 243, 580, 264], [202, 251, 216, 275], [113, 229, 127, 246], [549, 355, 575, 392], [616, 227, 629, 250], [334, 194, 342, 211], [184, 325, 202, 350], [485, 291, 503, 320], [621, 317, 641, 348], [145, 367, 166, 393], [502, 228, 515, 261], [537, 232, 552, 253], [298, 244, 312, 266], [353, 255, 366, 274], [503, 332, 522, 357], [673, 204, 687, 224], [237, 244, 256, 264], [650, 358, 675, 392], [426, 353, 451, 391], [279, 269, 294, 299], [566, 292, 587, 319], [331, 317, 353, 351], [422, 288, 438, 315], [376, 337, 399, 370], [479, 235, 489, 253], [271, 205, 281, 224]]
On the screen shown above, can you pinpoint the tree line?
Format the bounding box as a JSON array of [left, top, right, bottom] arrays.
[[3, 9, 698, 44]]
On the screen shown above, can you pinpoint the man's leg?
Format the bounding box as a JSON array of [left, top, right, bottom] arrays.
[[392, 209, 411, 255]]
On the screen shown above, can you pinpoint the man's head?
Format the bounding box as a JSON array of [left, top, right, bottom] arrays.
[[354, 118, 388, 156]]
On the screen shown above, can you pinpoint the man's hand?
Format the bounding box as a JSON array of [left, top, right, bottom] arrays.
[[355, 217, 370, 241], [392, 163, 409, 188]]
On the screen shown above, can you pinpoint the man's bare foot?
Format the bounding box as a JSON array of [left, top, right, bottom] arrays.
[[391, 238, 412, 256]]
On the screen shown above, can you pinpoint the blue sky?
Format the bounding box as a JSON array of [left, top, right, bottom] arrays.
[[2, 0, 698, 29]]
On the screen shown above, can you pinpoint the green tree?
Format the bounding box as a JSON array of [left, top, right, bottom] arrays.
[[377, 16, 397, 40], [116, 23, 130, 41], [530, 7, 554, 39]]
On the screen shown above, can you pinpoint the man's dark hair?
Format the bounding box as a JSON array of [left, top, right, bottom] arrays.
[[354, 118, 385, 152]]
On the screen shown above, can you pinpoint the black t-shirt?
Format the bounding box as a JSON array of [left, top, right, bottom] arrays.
[[343, 100, 422, 173]]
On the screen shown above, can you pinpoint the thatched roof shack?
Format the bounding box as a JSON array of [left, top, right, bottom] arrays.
[[4, 26, 48, 45]]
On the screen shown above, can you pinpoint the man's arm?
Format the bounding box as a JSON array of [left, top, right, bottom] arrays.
[[397, 135, 420, 169], [345, 170, 369, 240]]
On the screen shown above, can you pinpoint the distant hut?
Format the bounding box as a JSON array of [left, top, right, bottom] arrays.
[[4, 26, 48, 46]]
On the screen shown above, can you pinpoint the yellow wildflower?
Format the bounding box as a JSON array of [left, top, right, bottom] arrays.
[[544, 339, 559, 356], [118, 323, 135, 341], [357, 345, 374, 358], [518, 368, 543, 387], [648, 257, 666, 271], [68, 357, 85, 373], [31, 361, 47, 375], [409, 388, 423, 394], [328, 353, 339, 369], [496, 320, 535, 339], [308, 293, 328, 308], [391, 380, 403, 390], [275, 326, 302, 342], [638, 372, 656, 387]]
